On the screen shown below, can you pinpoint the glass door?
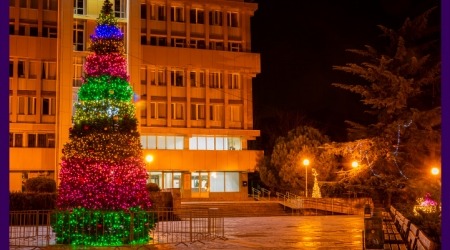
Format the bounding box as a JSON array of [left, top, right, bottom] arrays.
[[191, 172, 209, 198]]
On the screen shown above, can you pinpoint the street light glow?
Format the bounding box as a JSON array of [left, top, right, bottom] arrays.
[[431, 167, 439, 175], [145, 154, 154, 163], [351, 161, 358, 168], [303, 159, 310, 166]]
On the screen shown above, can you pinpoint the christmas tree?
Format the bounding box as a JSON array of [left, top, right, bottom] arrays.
[[53, 0, 153, 246], [311, 168, 322, 198]]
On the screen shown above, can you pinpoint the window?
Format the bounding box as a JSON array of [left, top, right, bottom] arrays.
[[29, 26, 38, 36], [171, 6, 184, 22], [73, 0, 84, 15], [42, 26, 57, 38], [30, 0, 38, 9], [20, 0, 26, 8], [28, 61, 37, 79], [13, 133, 23, 147], [28, 134, 36, 147], [150, 102, 167, 119], [9, 61, 13, 77], [225, 172, 239, 192], [150, 36, 167, 46], [73, 21, 85, 51], [209, 40, 224, 50], [170, 69, 184, 86], [228, 73, 240, 89], [230, 105, 241, 122], [114, 0, 126, 18], [140, 67, 147, 85], [150, 4, 166, 21], [73, 57, 84, 87], [190, 8, 204, 24], [42, 98, 55, 115], [18, 25, 25, 35], [10, 0, 15, 7], [189, 136, 241, 150], [191, 104, 205, 120], [9, 24, 14, 35], [43, 0, 57, 10], [209, 172, 239, 192], [228, 42, 241, 52], [42, 62, 56, 79], [17, 60, 25, 78], [171, 38, 185, 48], [210, 105, 224, 121], [157, 69, 166, 86], [171, 103, 184, 120], [18, 96, 25, 114], [188, 39, 206, 49], [209, 10, 222, 26], [141, 3, 147, 19], [227, 11, 239, 27], [209, 72, 223, 88], [190, 70, 205, 87], [27, 97, 36, 115], [36, 133, 55, 147], [141, 135, 184, 149]]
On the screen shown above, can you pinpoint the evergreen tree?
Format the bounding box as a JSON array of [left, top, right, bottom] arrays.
[[331, 7, 440, 206], [53, 1, 153, 246]]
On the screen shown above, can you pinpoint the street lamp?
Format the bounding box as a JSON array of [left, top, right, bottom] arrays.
[[351, 161, 358, 168], [303, 159, 310, 197], [431, 167, 439, 176], [145, 154, 154, 164]]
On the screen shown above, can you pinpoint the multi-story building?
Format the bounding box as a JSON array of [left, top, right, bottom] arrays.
[[9, 0, 261, 200]]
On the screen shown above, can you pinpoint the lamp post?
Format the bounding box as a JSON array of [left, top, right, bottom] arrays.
[[303, 159, 310, 197]]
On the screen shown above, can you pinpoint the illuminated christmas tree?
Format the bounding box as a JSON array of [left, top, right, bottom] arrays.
[[311, 168, 322, 198], [53, 0, 153, 246]]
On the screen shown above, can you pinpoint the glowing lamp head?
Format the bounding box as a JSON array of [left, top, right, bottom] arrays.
[[431, 167, 439, 175], [303, 159, 310, 166], [352, 161, 359, 168], [145, 155, 154, 163]]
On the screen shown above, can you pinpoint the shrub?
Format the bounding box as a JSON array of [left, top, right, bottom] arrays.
[[24, 177, 56, 193], [146, 182, 160, 192], [9, 192, 57, 211]]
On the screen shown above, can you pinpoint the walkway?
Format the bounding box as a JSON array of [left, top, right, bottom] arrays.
[[147, 215, 364, 249]]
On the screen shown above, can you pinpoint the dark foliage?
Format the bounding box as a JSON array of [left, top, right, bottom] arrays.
[[10, 192, 57, 211], [24, 177, 57, 193]]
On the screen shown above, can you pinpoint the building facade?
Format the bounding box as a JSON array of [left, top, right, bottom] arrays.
[[9, 0, 261, 200]]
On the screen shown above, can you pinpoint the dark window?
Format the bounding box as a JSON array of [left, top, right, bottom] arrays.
[[157, 6, 165, 21], [18, 61, 25, 78], [150, 36, 157, 45], [20, 0, 26, 8], [28, 134, 36, 147], [47, 134, 55, 148], [141, 4, 147, 19], [158, 37, 167, 46], [30, 26, 38, 36], [9, 24, 15, 35], [38, 134, 46, 147], [10, 0, 15, 7], [141, 35, 147, 45], [18, 26, 25, 35], [30, 0, 38, 9], [42, 99, 50, 115], [15, 134, 23, 147], [9, 133, 13, 147], [9, 61, 13, 77]]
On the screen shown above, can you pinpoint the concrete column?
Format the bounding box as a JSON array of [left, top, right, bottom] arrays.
[[242, 74, 248, 129], [55, 0, 74, 186], [186, 68, 191, 128], [224, 71, 229, 129], [166, 67, 172, 127]]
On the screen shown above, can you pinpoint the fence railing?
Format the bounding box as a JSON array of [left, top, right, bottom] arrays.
[[9, 208, 225, 249]]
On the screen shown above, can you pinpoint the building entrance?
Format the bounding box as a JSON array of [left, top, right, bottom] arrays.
[[191, 172, 209, 198]]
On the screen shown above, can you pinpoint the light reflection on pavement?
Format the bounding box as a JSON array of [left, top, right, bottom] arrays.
[[149, 215, 364, 250]]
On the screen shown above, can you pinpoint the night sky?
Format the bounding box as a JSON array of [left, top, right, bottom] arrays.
[[250, 0, 439, 142]]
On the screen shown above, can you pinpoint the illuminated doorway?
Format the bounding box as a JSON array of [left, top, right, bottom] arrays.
[[191, 172, 209, 198]]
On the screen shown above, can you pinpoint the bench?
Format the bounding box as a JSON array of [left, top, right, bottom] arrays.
[[406, 223, 419, 250], [416, 230, 436, 250]]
